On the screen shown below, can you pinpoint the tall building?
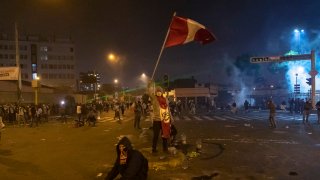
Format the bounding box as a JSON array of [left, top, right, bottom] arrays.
[[0, 33, 76, 88], [79, 71, 101, 92]]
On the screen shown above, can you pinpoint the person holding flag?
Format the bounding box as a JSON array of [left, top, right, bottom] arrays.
[[148, 82, 172, 154]]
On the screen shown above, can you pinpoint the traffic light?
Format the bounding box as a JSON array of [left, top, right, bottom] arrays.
[[163, 74, 168, 82], [306, 78, 312, 86], [163, 74, 169, 89]]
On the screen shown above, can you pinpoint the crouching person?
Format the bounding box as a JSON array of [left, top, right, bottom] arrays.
[[105, 136, 148, 180], [87, 108, 96, 126]]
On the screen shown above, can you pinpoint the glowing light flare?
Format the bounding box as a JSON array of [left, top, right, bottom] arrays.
[[106, 53, 120, 64], [284, 61, 311, 92], [297, 66, 304, 74]]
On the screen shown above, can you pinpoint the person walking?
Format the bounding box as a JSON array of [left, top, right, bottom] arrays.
[[76, 103, 82, 123], [244, 100, 249, 113], [36, 105, 43, 125], [303, 99, 312, 124], [105, 136, 148, 180], [148, 84, 172, 154], [316, 100, 320, 124], [17, 106, 26, 126], [30, 105, 37, 127], [133, 101, 143, 129], [267, 100, 276, 128], [113, 102, 121, 123]]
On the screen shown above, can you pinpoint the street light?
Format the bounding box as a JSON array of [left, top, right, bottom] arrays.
[[107, 53, 120, 64], [270, 85, 274, 98], [32, 76, 41, 105]]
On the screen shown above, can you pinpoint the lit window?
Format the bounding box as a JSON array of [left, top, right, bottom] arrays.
[[40, 55, 48, 61], [40, 46, 48, 52], [32, 73, 38, 80]]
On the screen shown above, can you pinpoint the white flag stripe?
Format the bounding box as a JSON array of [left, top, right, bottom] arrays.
[[185, 19, 204, 43]]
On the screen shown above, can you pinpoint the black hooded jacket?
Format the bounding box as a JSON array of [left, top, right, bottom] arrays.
[[105, 137, 148, 180]]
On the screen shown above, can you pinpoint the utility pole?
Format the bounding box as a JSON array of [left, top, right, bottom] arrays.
[[310, 50, 318, 109], [15, 23, 22, 103]]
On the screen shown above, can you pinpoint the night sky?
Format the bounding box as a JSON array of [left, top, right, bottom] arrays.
[[1, 0, 320, 87]]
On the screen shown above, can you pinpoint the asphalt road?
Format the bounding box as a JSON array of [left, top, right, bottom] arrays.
[[1, 109, 320, 180]]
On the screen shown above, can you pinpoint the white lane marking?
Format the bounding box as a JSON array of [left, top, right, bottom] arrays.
[[202, 116, 214, 121], [214, 116, 226, 121]]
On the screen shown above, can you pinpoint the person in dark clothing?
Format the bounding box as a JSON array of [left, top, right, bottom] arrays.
[[244, 100, 249, 113], [267, 100, 276, 128], [105, 136, 148, 180], [316, 100, 320, 124], [30, 105, 37, 127], [133, 101, 143, 129], [303, 99, 312, 124]]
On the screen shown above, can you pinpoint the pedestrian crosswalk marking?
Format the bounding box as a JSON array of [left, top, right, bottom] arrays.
[[194, 116, 202, 121], [97, 112, 315, 124], [184, 116, 192, 121], [202, 116, 214, 121], [214, 116, 226, 121], [235, 116, 251, 121], [173, 116, 180, 121], [223, 115, 240, 121]]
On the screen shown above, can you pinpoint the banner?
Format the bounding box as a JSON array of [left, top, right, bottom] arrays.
[[0, 67, 19, 80]]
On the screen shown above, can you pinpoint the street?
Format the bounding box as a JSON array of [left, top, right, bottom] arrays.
[[1, 109, 320, 179]]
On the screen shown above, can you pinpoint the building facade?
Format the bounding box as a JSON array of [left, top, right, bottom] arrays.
[[0, 33, 76, 88], [79, 71, 101, 92]]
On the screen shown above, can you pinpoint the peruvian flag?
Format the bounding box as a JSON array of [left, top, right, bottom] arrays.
[[164, 16, 216, 48]]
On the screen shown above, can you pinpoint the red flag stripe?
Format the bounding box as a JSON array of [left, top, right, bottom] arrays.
[[164, 16, 216, 48], [165, 16, 189, 47]]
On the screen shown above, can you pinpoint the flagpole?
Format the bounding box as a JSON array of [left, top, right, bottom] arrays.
[[151, 11, 176, 80], [15, 22, 22, 103]]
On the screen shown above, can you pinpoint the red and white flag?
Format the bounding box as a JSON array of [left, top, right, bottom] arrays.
[[164, 16, 216, 48]]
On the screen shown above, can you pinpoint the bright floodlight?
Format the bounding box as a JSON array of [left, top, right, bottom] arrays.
[[114, 79, 118, 84], [108, 53, 115, 60], [60, 100, 65, 105], [294, 29, 299, 33], [301, 29, 304, 33], [297, 66, 304, 73]]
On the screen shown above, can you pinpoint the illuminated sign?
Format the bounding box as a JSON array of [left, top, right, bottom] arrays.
[[250, 54, 311, 63]]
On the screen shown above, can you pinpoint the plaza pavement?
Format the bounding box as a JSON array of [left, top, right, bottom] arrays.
[[1, 109, 320, 179]]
